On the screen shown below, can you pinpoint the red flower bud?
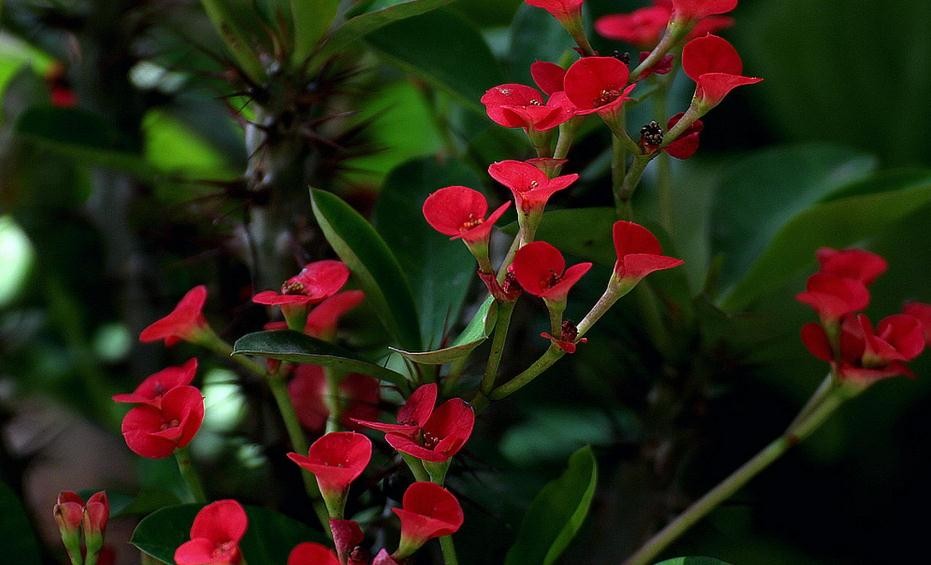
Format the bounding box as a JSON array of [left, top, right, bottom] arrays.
[[121, 385, 205, 459], [612, 221, 684, 282], [530, 61, 567, 96], [816, 247, 888, 285], [488, 160, 579, 214], [287, 542, 340, 565], [288, 365, 380, 432], [288, 432, 372, 516], [54, 491, 84, 532], [564, 56, 637, 118], [112, 358, 198, 407], [139, 285, 209, 346], [796, 273, 870, 322], [305, 290, 366, 340], [175, 500, 248, 565], [422, 186, 511, 244], [83, 491, 109, 538], [682, 34, 762, 109], [393, 482, 464, 558], [512, 241, 592, 302]]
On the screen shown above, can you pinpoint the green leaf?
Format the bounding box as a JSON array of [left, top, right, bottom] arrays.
[[321, 0, 453, 59], [390, 295, 497, 364], [131, 504, 325, 564], [291, 0, 338, 65], [373, 157, 481, 348], [506, 4, 573, 85], [721, 177, 931, 312], [711, 144, 876, 293], [0, 482, 41, 565], [505, 446, 598, 565], [656, 558, 732, 565], [310, 188, 422, 350], [199, 0, 268, 83], [365, 9, 506, 113], [233, 330, 411, 391], [505, 207, 617, 266]]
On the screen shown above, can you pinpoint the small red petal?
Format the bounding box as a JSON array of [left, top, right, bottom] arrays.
[[288, 542, 340, 565]]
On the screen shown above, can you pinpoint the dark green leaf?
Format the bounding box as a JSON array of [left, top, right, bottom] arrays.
[[373, 157, 481, 348], [711, 144, 876, 293], [131, 504, 325, 564], [321, 0, 453, 58], [291, 0, 338, 65], [721, 178, 931, 311], [506, 4, 572, 84], [505, 446, 598, 565], [390, 295, 497, 364], [199, 0, 268, 83], [233, 330, 411, 391], [0, 482, 41, 565], [310, 188, 422, 350], [505, 207, 616, 266], [365, 9, 505, 113]]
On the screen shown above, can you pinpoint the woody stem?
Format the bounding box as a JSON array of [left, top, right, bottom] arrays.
[[174, 446, 206, 503]]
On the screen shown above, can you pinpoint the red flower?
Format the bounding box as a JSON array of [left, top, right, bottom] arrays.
[[288, 432, 372, 506], [612, 221, 684, 282], [352, 384, 475, 463], [393, 482, 464, 558], [531, 61, 567, 96], [306, 290, 366, 340], [175, 500, 248, 565], [816, 247, 888, 285], [488, 160, 579, 214], [120, 385, 205, 459], [288, 365, 380, 432], [54, 491, 85, 533], [511, 242, 592, 302], [564, 56, 637, 118], [287, 543, 339, 565], [112, 358, 198, 407], [796, 273, 870, 322], [671, 0, 737, 20], [681, 34, 762, 109], [139, 285, 209, 346], [663, 113, 704, 159], [525, 0, 583, 22], [481, 84, 575, 133], [253, 260, 350, 307], [904, 302, 931, 345], [596, 6, 670, 48], [422, 186, 511, 244]]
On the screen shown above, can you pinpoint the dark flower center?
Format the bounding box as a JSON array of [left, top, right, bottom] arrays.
[[542, 270, 562, 289], [212, 541, 236, 559], [560, 320, 579, 342], [639, 121, 664, 150], [420, 431, 440, 449]]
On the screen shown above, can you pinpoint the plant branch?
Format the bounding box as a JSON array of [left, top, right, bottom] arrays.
[[174, 447, 206, 503], [480, 300, 516, 396]]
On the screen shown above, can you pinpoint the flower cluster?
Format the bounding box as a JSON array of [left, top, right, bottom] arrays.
[[798, 248, 931, 383]]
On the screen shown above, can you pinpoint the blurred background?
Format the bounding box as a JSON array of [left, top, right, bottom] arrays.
[[2, 0, 930, 563]]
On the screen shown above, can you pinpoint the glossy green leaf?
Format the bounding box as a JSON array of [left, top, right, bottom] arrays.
[[505, 446, 598, 565], [373, 157, 481, 348], [0, 482, 41, 565], [131, 504, 325, 564], [233, 330, 411, 391], [321, 0, 452, 58], [504, 207, 617, 266], [721, 178, 931, 311], [310, 188, 422, 350], [711, 144, 876, 293], [199, 0, 267, 83], [390, 295, 497, 364], [291, 0, 338, 65], [365, 9, 506, 113], [656, 558, 732, 565]]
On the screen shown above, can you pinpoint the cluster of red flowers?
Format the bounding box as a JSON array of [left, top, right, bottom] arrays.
[[798, 248, 931, 383]]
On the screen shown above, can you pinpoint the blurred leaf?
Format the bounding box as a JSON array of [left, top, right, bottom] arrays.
[[142, 109, 237, 178], [233, 330, 411, 391], [199, 0, 268, 83], [311, 188, 422, 349], [0, 215, 34, 307], [505, 446, 598, 565], [711, 144, 876, 293], [454, 0, 521, 27], [506, 4, 572, 84], [321, 0, 453, 58], [365, 9, 505, 112], [0, 482, 41, 565], [390, 295, 497, 364], [505, 207, 616, 265], [131, 504, 325, 564], [291, 0, 338, 65], [721, 176, 931, 311], [656, 558, 732, 565], [373, 157, 480, 347]]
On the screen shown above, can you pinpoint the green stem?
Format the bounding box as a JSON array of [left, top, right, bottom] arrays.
[[553, 118, 581, 163], [631, 20, 690, 81], [612, 133, 629, 219], [174, 447, 206, 503], [439, 535, 460, 565], [498, 232, 523, 283], [653, 82, 673, 231], [324, 368, 343, 433], [480, 301, 516, 396], [618, 154, 653, 220], [489, 346, 564, 401], [401, 453, 430, 482], [622, 385, 850, 565]]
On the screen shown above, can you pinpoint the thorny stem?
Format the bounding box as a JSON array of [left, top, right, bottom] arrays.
[[622, 380, 854, 565], [480, 300, 516, 396], [174, 447, 206, 503]]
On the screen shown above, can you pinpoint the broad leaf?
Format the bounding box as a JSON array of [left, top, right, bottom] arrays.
[[131, 504, 325, 564], [390, 295, 497, 364], [320, 0, 453, 59], [721, 178, 931, 311], [291, 0, 338, 66], [373, 157, 480, 348], [233, 330, 411, 392], [0, 483, 41, 565], [310, 189, 422, 350], [505, 446, 598, 565], [365, 9, 505, 113]]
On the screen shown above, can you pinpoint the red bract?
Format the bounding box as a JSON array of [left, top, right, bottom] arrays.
[[393, 482, 464, 558], [54, 491, 85, 532], [306, 290, 365, 340], [329, 519, 364, 565], [287, 542, 339, 565], [612, 221, 684, 281], [671, 0, 737, 20], [288, 432, 372, 496], [422, 186, 511, 244], [120, 385, 204, 459], [564, 56, 637, 118], [353, 383, 437, 435], [525, 0, 583, 22], [254, 260, 350, 307], [664, 113, 704, 159], [139, 285, 208, 346], [112, 358, 198, 406], [175, 500, 248, 565], [796, 273, 870, 322], [83, 491, 109, 539], [488, 160, 579, 213], [512, 242, 592, 302], [682, 34, 762, 109], [531, 61, 567, 96], [904, 302, 931, 345], [816, 247, 888, 285], [481, 84, 575, 133], [595, 6, 670, 48], [288, 365, 380, 432]]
